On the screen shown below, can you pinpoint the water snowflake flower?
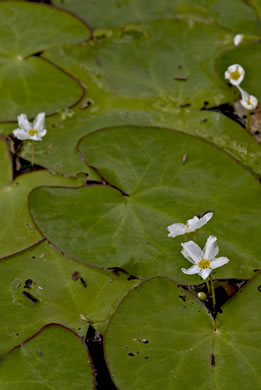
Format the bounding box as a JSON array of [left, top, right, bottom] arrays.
[[234, 34, 243, 46], [181, 236, 229, 280], [13, 113, 47, 141], [167, 211, 213, 238], [225, 64, 245, 86], [238, 87, 258, 110]]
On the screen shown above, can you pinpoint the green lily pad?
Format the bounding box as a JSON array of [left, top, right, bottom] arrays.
[[52, 0, 261, 35], [45, 18, 234, 110], [0, 241, 138, 356], [104, 274, 261, 390], [0, 323, 95, 389], [0, 137, 12, 187], [0, 137, 85, 259], [29, 126, 261, 283], [0, 2, 90, 121]]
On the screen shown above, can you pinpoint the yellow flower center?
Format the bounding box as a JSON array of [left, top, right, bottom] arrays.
[[230, 70, 241, 80], [198, 258, 210, 269], [28, 129, 38, 136]]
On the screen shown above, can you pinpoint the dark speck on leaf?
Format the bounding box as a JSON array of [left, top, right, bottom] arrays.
[[257, 285, 261, 292], [144, 356, 149, 359], [180, 103, 191, 108], [32, 256, 36, 259], [139, 339, 149, 344], [174, 75, 187, 81], [24, 279, 33, 289], [179, 295, 187, 302], [128, 353, 135, 357], [72, 271, 80, 281], [124, 345, 128, 349], [22, 291, 39, 303], [211, 354, 215, 367], [37, 349, 43, 356], [80, 277, 87, 287], [200, 118, 207, 123]]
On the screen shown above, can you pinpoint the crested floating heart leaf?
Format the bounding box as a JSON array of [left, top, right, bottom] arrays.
[[52, 0, 261, 34], [0, 241, 138, 356], [0, 324, 95, 390], [0, 136, 85, 259], [104, 273, 261, 390], [0, 2, 90, 121], [29, 126, 261, 283], [22, 15, 260, 177]]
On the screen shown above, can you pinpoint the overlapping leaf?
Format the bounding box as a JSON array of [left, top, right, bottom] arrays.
[[104, 273, 261, 390], [0, 324, 95, 389], [0, 241, 138, 356], [0, 2, 90, 121], [29, 126, 261, 284], [0, 137, 85, 259], [52, 0, 261, 34]]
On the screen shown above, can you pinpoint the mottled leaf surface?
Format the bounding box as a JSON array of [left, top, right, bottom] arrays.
[[29, 126, 261, 283], [0, 324, 95, 389], [105, 274, 261, 390]]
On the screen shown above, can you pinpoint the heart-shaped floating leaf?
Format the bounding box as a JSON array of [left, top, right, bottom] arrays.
[[29, 126, 261, 283], [104, 273, 261, 390], [52, 0, 261, 34], [0, 323, 95, 390], [0, 2, 90, 120], [0, 241, 137, 356], [45, 18, 234, 110], [0, 137, 84, 259]]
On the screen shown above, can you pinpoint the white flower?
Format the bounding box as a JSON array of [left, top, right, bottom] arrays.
[[181, 236, 229, 280], [234, 34, 243, 46], [167, 211, 213, 238], [13, 113, 47, 141], [238, 87, 258, 110], [225, 64, 245, 86]]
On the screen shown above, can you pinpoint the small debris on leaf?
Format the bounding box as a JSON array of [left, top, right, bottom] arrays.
[[24, 279, 33, 289], [22, 291, 39, 304], [72, 271, 80, 281], [173, 75, 187, 81]]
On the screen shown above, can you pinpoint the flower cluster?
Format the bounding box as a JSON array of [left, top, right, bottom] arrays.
[[167, 212, 229, 280], [225, 64, 258, 111]]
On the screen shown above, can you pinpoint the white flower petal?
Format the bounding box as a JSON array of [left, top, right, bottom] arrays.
[[167, 223, 186, 237], [33, 112, 46, 131], [186, 216, 199, 231], [181, 265, 200, 275], [203, 235, 219, 260], [39, 129, 47, 138], [239, 88, 258, 110], [210, 256, 229, 269], [234, 34, 243, 46], [199, 268, 212, 280], [13, 129, 30, 140], [17, 114, 32, 132], [29, 133, 43, 141], [224, 64, 245, 86], [181, 241, 202, 264], [196, 211, 213, 229]]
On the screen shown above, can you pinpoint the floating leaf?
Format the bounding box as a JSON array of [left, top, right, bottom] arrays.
[[52, 0, 261, 34], [0, 241, 137, 355], [105, 274, 261, 390], [30, 126, 261, 283], [0, 324, 95, 389], [0, 138, 84, 259], [0, 2, 90, 120]]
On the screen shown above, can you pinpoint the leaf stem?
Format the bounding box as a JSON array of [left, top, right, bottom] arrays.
[[209, 275, 216, 310], [247, 110, 251, 132], [205, 279, 211, 296], [31, 140, 34, 167]]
